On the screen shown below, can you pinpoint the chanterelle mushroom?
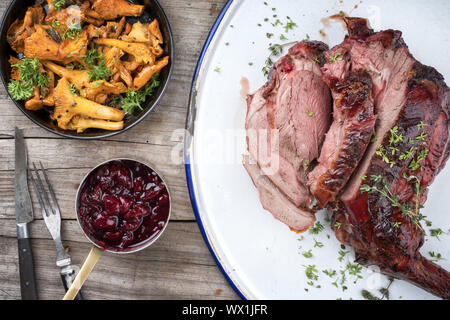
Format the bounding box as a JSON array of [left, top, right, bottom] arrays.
[[66, 115, 124, 133], [43, 61, 91, 89], [95, 38, 155, 64], [53, 77, 124, 130], [92, 0, 144, 20], [7, 6, 44, 53]]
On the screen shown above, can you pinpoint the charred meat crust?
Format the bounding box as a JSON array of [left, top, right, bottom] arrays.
[[310, 70, 376, 208], [334, 33, 450, 299]]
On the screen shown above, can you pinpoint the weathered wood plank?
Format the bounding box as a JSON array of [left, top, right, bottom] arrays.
[[0, 0, 225, 144], [0, 221, 238, 300], [0, 0, 234, 300], [0, 167, 192, 221], [0, 138, 191, 220]]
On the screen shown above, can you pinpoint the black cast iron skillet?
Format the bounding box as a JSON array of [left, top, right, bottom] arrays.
[[0, 0, 174, 139]]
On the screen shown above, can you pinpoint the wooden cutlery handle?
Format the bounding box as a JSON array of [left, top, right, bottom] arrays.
[[18, 237, 38, 300], [63, 246, 103, 300]]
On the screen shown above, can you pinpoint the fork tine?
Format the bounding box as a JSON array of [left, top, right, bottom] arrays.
[[39, 161, 61, 216], [32, 162, 54, 216], [29, 166, 49, 217]]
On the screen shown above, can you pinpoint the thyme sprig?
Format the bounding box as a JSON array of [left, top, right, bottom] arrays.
[[360, 173, 425, 227], [262, 41, 298, 76]]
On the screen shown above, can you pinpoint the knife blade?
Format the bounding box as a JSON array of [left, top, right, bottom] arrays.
[[14, 127, 38, 300]]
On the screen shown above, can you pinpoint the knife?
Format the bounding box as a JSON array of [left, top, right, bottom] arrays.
[[14, 127, 38, 300]]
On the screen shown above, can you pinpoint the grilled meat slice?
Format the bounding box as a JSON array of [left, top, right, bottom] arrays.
[[333, 18, 450, 299], [245, 41, 332, 209], [309, 68, 376, 208]]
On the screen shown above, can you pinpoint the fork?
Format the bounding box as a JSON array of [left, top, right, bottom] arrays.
[[29, 162, 83, 300]]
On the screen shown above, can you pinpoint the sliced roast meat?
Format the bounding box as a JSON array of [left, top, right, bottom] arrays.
[[245, 40, 332, 208], [332, 18, 450, 299], [309, 68, 376, 208], [243, 155, 315, 232]]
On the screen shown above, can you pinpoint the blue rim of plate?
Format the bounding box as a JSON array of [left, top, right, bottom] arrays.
[[184, 0, 247, 300]]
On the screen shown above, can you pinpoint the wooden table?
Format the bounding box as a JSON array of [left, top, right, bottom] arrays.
[[0, 0, 239, 300]]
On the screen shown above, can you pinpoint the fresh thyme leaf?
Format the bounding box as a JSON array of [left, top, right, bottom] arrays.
[[428, 251, 446, 262], [309, 221, 324, 234], [379, 288, 390, 300], [417, 121, 428, 129], [322, 269, 337, 277], [302, 250, 313, 258], [303, 160, 310, 168], [284, 19, 297, 33], [346, 262, 362, 276], [338, 249, 348, 262], [429, 228, 447, 240], [54, 0, 66, 11], [313, 239, 324, 248], [362, 290, 379, 300], [52, 20, 61, 30], [262, 41, 298, 77], [329, 52, 343, 63], [303, 265, 319, 281], [272, 19, 282, 26], [371, 128, 377, 142]]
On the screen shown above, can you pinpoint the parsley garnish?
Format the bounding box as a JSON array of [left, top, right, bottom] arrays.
[[8, 58, 49, 101], [8, 80, 34, 101], [62, 22, 82, 41], [83, 49, 111, 81], [69, 83, 78, 96], [120, 74, 160, 114], [54, 0, 66, 11], [84, 49, 103, 66], [13, 58, 49, 88], [89, 64, 111, 81]]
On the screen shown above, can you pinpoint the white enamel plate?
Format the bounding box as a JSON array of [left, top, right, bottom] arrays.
[[185, 0, 450, 300]]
